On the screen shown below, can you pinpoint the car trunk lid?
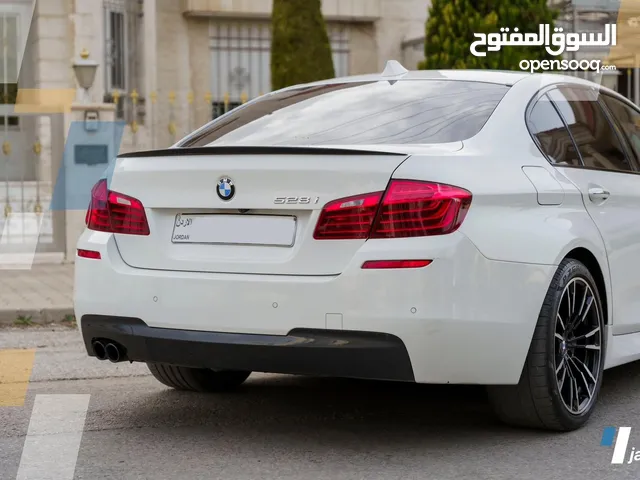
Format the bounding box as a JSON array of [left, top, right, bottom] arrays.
[[109, 144, 462, 275]]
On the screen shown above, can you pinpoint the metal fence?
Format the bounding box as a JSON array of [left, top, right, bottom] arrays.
[[0, 111, 66, 254], [119, 88, 257, 150]]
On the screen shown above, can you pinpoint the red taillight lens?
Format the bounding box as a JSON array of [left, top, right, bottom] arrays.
[[361, 260, 432, 269], [313, 191, 382, 240], [313, 180, 471, 240], [77, 249, 101, 260], [85, 179, 150, 236], [370, 180, 472, 238]]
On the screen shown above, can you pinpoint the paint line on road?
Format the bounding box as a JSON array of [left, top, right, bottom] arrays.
[[612, 426, 632, 464], [0, 349, 36, 407], [16, 394, 90, 480]]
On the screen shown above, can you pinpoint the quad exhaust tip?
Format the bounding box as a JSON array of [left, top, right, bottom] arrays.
[[105, 343, 121, 363], [92, 340, 107, 361], [92, 339, 127, 363]]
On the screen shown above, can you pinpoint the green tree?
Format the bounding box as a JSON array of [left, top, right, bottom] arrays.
[[271, 0, 335, 90], [419, 0, 559, 70]]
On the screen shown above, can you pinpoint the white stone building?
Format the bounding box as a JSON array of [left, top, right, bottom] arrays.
[[0, 0, 429, 261]]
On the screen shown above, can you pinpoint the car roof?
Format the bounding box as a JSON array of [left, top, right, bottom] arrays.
[[283, 68, 612, 91], [280, 68, 631, 105]]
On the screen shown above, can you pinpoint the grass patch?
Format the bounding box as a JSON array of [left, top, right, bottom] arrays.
[[61, 314, 76, 327], [14, 315, 34, 326]]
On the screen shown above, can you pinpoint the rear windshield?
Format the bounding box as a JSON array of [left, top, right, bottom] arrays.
[[179, 80, 509, 147]]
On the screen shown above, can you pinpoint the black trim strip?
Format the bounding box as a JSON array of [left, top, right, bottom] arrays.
[[547, 91, 586, 167], [117, 146, 407, 159], [553, 163, 640, 177]]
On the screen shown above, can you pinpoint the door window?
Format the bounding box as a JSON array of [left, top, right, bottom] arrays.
[[547, 87, 632, 172], [527, 93, 581, 166], [601, 94, 640, 166]]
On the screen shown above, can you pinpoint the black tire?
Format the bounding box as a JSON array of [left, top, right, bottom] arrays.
[[147, 363, 251, 392], [487, 257, 605, 431]]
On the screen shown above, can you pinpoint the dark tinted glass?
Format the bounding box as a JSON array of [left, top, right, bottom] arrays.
[[179, 80, 509, 147], [548, 87, 631, 172], [528, 94, 581, 166], [602, 94, 640, 166]]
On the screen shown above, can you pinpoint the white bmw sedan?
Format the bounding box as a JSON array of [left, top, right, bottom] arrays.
[[74, 66, 640, 431]]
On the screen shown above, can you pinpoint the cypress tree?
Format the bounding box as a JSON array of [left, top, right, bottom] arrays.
[[419, 0, 559, 70], [271, 0, 335, 90]]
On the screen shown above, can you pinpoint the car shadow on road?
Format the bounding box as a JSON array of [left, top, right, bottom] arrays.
[[106, 374, 551, 443], [597, 358, 640, 404], [88, 360, 640, 452], [67, 361, 640, 476]]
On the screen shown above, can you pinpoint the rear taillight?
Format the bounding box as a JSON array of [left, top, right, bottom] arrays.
[[313, 191, 382, 240], [313, 180, 471, 240], [85, 179, 150, 236]]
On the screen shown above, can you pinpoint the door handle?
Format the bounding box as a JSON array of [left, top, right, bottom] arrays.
[[588, 186, 610, 202]]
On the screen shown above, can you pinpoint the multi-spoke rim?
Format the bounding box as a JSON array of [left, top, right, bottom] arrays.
[[554, 277, 602, 415]]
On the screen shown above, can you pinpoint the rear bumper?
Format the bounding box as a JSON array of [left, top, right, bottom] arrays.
[[75, 230, 558, 384], [81, 315, 415, 381]]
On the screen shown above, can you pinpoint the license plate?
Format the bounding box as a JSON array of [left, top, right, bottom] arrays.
[[171, 214, 297, 247]]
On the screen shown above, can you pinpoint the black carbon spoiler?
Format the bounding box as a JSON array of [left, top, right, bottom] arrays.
[[117, 146, 407, 158]]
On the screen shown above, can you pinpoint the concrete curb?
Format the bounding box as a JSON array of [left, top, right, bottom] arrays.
[[0, 307, 75, 326]]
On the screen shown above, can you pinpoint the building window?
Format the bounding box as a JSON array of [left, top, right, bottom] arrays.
[[329, 24, 349, 78], [209, 21, 350, 119], [0, 13, 19, 127], [617, 69, 637, 102], [103, 0, 144, 123], [106, 9, 126, 90]]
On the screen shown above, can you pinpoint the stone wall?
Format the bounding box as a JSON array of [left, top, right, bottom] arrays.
[[33, 0, 73, 186], [375, 0, 428, 71]]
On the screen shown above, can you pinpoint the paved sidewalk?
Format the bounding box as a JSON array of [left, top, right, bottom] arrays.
[[0, 264, 74, 325]]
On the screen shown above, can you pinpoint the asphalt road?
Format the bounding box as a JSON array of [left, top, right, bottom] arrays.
[[2, 327, 640, 480]]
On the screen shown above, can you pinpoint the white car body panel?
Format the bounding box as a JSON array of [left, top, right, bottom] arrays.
[[555, 165, 640, 337], [75, 69, 640, 384]]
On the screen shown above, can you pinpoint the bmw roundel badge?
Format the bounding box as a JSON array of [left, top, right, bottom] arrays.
[[217, 177, 235, 201]]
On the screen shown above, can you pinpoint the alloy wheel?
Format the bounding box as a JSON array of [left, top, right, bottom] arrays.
[[554, 277, 603, 415]]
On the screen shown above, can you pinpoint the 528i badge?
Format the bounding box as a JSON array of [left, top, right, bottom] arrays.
[[273, 196, 320, 205]]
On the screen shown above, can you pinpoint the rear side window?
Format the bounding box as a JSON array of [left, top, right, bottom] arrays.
[[547, 87, 632, 172], [179, 80, 509, 147], [528, 94, 581, 166]]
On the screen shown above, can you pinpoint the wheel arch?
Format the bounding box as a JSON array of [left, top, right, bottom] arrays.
[[561, 246, 611, 326]]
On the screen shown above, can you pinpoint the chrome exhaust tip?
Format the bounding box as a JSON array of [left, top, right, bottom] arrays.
[[92, 340, 107, 361], [105, 343, 121, 363]]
